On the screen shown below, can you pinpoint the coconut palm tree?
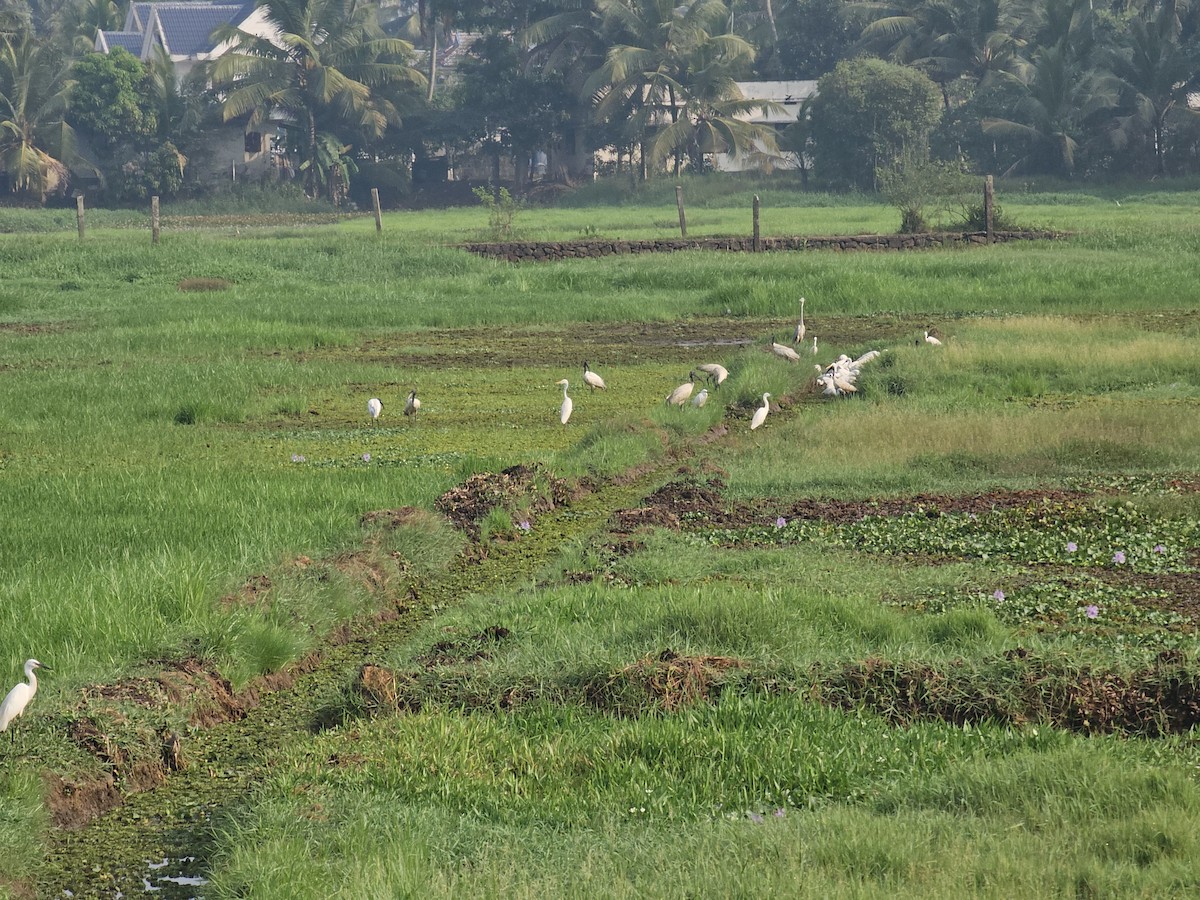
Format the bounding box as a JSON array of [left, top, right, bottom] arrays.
[[0, 32, 78, 202], [981, 42, 1119, 176], [857, 0, 1030, 106], [1104, 0, 1200, 175], [583, 0, 757, 176], [211, 0, 426, 200]]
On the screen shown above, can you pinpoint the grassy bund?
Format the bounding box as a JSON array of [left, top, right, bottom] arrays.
[[2, 183, 1200, 897]]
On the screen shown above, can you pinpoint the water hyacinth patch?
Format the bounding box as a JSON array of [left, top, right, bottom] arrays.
[[1154, 545, 1167, 554], [775, 516, 787, 529], [993, 590, 1006, 602], [1086, 605, 1100, 619], [694, 502, 1200, 574], [361, 453, 371, 462]]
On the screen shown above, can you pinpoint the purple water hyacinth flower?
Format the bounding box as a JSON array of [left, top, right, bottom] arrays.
[[993, 590, 1005, 602], [775, 516, 787, 529], [362, 452, 371, 462], [773, 808, 786, 818], [1066, 542, 1077, 553], [1154, 544, 1166, 554], [518, 520, 531, 532], [1085, 604, 1099, 619], [1113, 551, 1126, 564], [291, 453, 305, 463], [748, 812, 765, 824]]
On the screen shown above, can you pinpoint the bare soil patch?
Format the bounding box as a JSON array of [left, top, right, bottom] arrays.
[[435, 463, 572, 539], [811, 651, 1200, 736]]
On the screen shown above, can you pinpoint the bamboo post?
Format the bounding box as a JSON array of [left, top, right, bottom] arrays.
[[984, 175, 994, 243], [371, 188, 382, 233], [76, 195, 85, 241], [752, 195, 761, 252], [675, 184, 687, 238], [151, 195, 160, 244]]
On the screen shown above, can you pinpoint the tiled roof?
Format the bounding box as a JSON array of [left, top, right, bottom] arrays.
[[98, 30, 146, 53], [126, 3, 153, 31], [154, 4, 246, 56]]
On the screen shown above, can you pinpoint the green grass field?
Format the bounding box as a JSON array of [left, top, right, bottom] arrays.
[[2, 182, 1200, 897]]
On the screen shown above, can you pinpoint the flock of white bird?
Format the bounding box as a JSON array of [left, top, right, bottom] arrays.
[[1, 301, 947, 742]]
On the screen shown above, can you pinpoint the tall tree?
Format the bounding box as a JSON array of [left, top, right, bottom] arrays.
[[1104, 0, 1200, 175], [0, 32, 78, 202], [584, 0, 757, 176], [857, 0, 1030, 106], [982, 43, 1119, 176], [808, 56, 943, 187], [212, 0, 426, 199]]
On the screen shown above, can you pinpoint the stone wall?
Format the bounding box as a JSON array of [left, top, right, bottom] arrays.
[[460, 230, 1061, 263]]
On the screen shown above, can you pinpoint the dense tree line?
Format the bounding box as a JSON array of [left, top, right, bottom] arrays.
[[1, 0, 1199, 205]]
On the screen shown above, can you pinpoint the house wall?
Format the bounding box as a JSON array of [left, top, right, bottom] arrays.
[[189, 123, 279, 185]]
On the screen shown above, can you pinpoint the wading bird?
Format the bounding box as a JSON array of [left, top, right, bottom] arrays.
[[556, 379, 573, 424], [750, 393, 771, 430], [696, 363, 728, 387], [811, 336, 819, 355], [794, 297, 807, 344], [582, 361, 606, 391], [692, 388, 709, 408], [1, 660, 49, 744], [924, 330, 943, 346], [770, 336, 800, 362], [666, 372, 696, 406], [404, 390, 420, 416], [367, 397, 383, 421]]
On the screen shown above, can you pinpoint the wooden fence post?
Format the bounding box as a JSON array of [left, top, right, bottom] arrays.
[[984, 175, 994, 243], [76, 195, 85, 241], [752, 195, 761, 252], [675, 184, 687, 238], [151, 196, 160, 244], [371, 187, 382, 233]]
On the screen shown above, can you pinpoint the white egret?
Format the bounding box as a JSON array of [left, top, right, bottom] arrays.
[[692, 388, 709, 408], [696, 363, 728, 386], [793, 297, 807, 344], [811, 336, 819, 355], [556, 379, 573, 424], [666, 372, 696, 406], [770, 336, 800, 362], [404, 390, 421, 416], [1, 659, 49, 743], [582, 361, 607, 391], [750, 393, 771, 430], [924, 330, 943, 346], [367, 397, 383, 421]]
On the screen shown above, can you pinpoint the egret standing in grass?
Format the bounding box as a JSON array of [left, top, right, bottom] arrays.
[[556, 379, 573, 424], [750, 393, 771, 430], [793, 297, 807, 344], [404, 390, 421, 416], [811, 336, 819, 355], [692, 388, 709, 408], [924, 330, 943, 346], [1, 659, 49, 745], [367, 397, 383, 422], [666, 372, 696, 406], [582, 362, 606, 391], [697, 363, 728, 387]]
